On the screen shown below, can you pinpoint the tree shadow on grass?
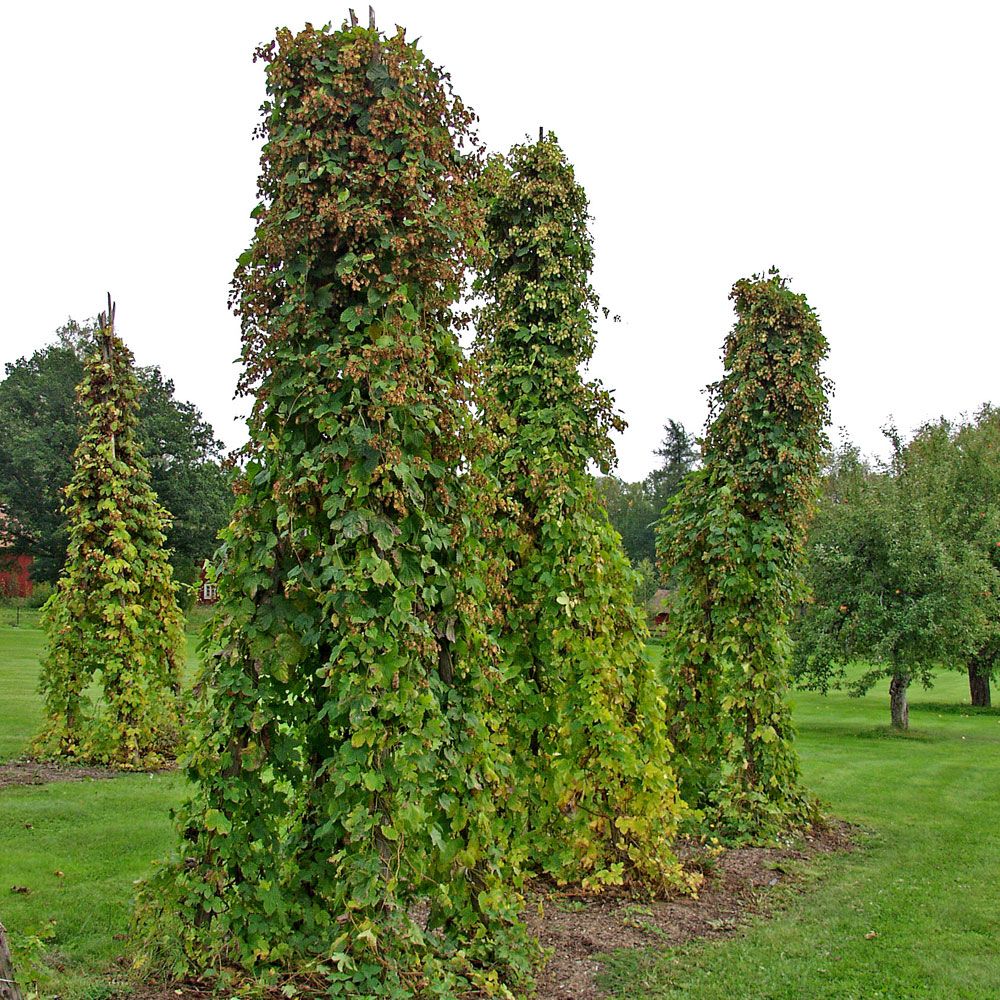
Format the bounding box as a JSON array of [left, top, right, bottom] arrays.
[[802, 722, 941, 742], [852, 725, 939, 742], [798, 722, 939, 742], [910, 701, 1000, 717]]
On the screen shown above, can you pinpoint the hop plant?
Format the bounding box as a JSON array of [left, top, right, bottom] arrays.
[[474, 134, 693, 893], [133, 20, 534, 997], [657, 269, 831, 839], [36, 297, 185, 770]]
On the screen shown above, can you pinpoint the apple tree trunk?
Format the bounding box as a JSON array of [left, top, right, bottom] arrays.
[[889, 673, 910, 730], [968, 661, 991, 708]]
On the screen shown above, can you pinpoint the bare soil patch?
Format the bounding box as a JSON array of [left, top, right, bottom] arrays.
[[528, 821, 857, 1000], [126, 823, 856, 1000], [0, 759, 120, 790]]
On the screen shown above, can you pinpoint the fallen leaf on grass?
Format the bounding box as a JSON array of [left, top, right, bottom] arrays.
[[706, 917, 739, 931], [865, 930, 878, 940]]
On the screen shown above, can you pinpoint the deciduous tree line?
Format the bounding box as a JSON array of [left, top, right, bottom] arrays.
[[595, 419, 699, 566]]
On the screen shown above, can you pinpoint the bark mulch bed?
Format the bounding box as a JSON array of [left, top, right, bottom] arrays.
[[527, 821, 857, 999], [125, 823, 856, 1000], [0, 759, 121, 790]]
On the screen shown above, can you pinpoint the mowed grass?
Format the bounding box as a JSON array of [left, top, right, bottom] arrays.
[[0, 620, 200, 997], [0, 622, 46, 759], [602, 669, 1000, 1000], [2, 623, 999, 998], [1, 774, 186, 998], [0, 620, 201, 763]]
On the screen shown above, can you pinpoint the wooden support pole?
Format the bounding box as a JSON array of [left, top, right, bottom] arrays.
[[0, 920, 24, 1000], [368, 7, 383, 66], [98, 293, 117, 464]]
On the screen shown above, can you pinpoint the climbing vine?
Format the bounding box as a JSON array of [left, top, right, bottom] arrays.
[[36, 300, 185, 769], [656, 269, 830, 839], [134, 20, 533, 998], [474, 135, 692, 893]]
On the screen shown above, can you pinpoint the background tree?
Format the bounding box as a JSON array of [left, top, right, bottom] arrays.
[[904, 409, 1000, 706], [0, 321, 230, 592], [657, 269, 830, 839], [649, 418, 698, 511], [36, 301, 185, 768], [631, 557, 659, 608], [796, 428, 999, 723], [474, 134, 690, 892], [595, 419, 697, 567], [592, 475, 659, 564], [129, 364, 232, 594], [135, 20, 532, 996]]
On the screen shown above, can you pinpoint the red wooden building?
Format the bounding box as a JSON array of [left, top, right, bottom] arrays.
[[0, 553, 33, 598], [0, 509, 33, 598], [198, 561, 218, 604], [649, 588, 671, 630]]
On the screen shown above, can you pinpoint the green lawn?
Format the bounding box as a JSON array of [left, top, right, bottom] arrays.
[[601, 671, 1000, 999], [1, 624, 998, 999], [0, 622, 201, 763], [0, 623, 45, 759], [0, 622, 198, 997], [0, 774, 186, 998]]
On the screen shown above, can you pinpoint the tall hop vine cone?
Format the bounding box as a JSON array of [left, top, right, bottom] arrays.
[[35, 297, 185, 770], [132, 20, 536, 998], [474, 133, 695, 893], [657, 268, 831, 840]]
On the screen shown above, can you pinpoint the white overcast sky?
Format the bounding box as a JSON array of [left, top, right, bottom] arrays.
[[2, 1, 997, 481]]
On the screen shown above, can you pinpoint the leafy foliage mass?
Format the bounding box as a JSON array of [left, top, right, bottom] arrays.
[[134, 22, 533, 998], [474, 135, 691, 892], [0, 320, 230, 592], [595, 419, 699, 568], [657, 270, 829, 838], [945, 410, 1000, 703], [795, 417, 999, 725], [36, 312, 185, 769]]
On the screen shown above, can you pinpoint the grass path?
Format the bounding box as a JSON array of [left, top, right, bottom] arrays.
[[1, 623, 998, 998]]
